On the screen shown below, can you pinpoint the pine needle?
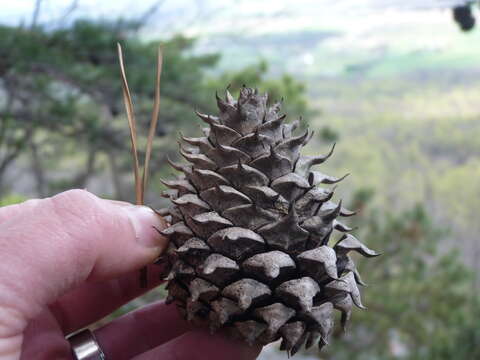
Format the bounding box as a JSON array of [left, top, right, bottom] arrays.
[[117, 44, 164, 288], [141, 46, 163, 204], [117, 43, 142, 205]]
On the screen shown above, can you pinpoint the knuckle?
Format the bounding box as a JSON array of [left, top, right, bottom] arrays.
[[47, 190, 104, 271], [22, 198, 42, 207], [55, 189, 96, 203], [48, 189, 104, 240], [49, 189, 99, 217]]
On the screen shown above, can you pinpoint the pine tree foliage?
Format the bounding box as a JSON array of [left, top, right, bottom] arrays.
[[320, 191, 480, 360]]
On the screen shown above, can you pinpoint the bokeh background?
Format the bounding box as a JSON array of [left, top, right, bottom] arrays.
[[1, 0, 480, 359]]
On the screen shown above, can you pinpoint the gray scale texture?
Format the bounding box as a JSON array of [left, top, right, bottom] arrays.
[[160, 87, 379, 355]]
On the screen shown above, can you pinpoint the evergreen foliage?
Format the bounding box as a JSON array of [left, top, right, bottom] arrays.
[[0, 19, 307, 200], [318, 190, 480, 360]]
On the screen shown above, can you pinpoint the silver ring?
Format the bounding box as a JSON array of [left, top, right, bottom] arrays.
[[67, 329, 106, 360]]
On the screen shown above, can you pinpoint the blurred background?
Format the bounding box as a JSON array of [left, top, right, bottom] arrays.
[[1, 0, 480, 359]]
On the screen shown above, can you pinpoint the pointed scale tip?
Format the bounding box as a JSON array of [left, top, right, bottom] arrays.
[[159, 178, 170, 188], [225, 87, 235, 103], [195, 109, 217, 125], [304, 129, 314, 145], [179, 131, 200, 147], [323, 200, 342, 222], [355, 271, 368, 287], [152, 207, 169, 217], [311, 172, 350, 186], [216, 91, 229, 112], [166, 156, 184, 172], [319, 142, 336, 162], [176, 139, 184, 150], [340, 206, 357, 217], [291, 119, 300, 132], [294, 129, 310, 145], [330, 142, 337, 155], [331, 173, 351, 184]]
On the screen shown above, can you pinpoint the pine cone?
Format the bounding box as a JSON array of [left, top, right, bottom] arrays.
[[159, 87, 379, 355]]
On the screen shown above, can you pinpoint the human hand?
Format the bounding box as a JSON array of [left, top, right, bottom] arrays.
[[0, 189, 261, 360]]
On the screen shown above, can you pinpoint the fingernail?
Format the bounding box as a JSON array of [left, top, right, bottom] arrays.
[[126, 205, 168, 248]]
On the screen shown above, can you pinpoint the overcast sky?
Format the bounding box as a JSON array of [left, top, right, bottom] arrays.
[[0, 0, 468, 32], [0, 0, 474, 59]]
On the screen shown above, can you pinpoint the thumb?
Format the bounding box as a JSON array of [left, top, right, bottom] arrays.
[[0, 189, 168, 322]]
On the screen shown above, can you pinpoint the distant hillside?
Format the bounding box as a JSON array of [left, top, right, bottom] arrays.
[[187, 0, 480, 79], [303, 68, 480, 273]]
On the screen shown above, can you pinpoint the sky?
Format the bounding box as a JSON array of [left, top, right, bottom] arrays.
[[1, 0, 477, 77], [0, 0, 472, 48], [0, 0, 469, 33]]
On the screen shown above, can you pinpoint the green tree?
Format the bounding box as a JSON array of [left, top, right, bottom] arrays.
[[0, 20, 218, 197], [313, 189, 480, 360], [0, 19, 309, 202]]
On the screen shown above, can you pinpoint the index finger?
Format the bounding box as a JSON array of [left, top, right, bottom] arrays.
[[50, 264, 166, 335]]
